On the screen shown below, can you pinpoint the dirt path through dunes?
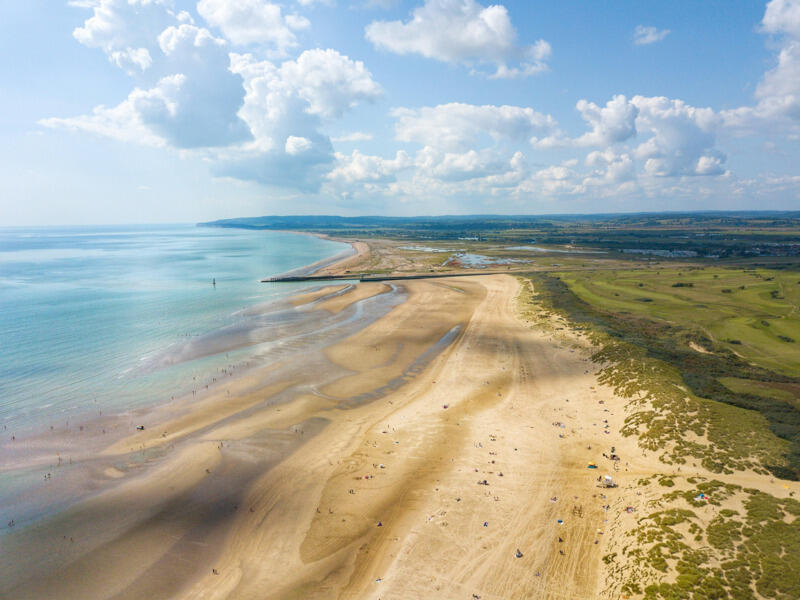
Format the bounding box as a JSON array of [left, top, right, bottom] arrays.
[[179, 275, 626, 600]]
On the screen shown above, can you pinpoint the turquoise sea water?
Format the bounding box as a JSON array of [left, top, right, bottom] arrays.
[[0, 225, 348, 436]]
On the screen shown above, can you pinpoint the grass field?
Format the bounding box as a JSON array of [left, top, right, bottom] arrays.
[[721, 377, 800, 408], [557, 267, 800, 376]]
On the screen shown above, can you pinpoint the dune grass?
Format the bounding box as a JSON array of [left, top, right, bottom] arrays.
[[521, 268, 800, 478], [608, 479, 800, 600]]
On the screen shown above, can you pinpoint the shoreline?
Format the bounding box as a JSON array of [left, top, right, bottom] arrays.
[[262, 230, 370, 280], [8, 253, 784, 598], [1, 231, 358, 445], [0, 235, 382, 539], [0, 279, 402, 527], [0, 227, 356, 442], [1, 271, 638, 599], [1, 273, 466, 596]]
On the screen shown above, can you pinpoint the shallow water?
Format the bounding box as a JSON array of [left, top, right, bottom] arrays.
[[505, 245, 607, 254], [0, 277, 407, 532], [444, 252, 525, 267], [399, 245, 464, 253], [0, 225, 348, 437]]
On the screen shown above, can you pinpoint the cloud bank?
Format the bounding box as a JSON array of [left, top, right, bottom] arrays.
[[41, 0, 800, 212]]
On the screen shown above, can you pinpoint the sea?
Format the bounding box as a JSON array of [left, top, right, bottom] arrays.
[[0, 224, 350, 438]]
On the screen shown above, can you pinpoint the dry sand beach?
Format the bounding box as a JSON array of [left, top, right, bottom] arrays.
[[2, 262, 641, 599], [7, 239, 782, 600]]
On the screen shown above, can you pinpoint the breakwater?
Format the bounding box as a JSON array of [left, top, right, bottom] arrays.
[[262, 271, 509, 283]]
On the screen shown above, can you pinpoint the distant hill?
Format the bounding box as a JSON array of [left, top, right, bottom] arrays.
[[202, 214, 553, 230], [200, 212, 800, 258], [201, 211, 800, 234]]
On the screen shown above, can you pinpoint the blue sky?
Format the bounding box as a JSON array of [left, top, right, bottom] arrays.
[[1, 0, 799, 225]]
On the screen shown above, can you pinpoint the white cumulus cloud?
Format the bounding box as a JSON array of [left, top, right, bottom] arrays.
[[574, 95, 639, 146], [332, 132, 374, 142], [40, 86, 166, 146], [211, 50, 381, 189], [393, 103, 557, 151], [45, 24, 252, 149], [278, 49, 383, 119], [414, 147, 510, 181], [327, 150, 411, 184], [762, 0, 800, 36], [722, 0, 800, 132], [230, 49, 381, 152], [46, 0, 383, 194], [633, 25, 670, 46], [535, 94, 638, 148], [585, 149, 635, 184], [72, 0, 175, 73], [197, 0, 309, 54], [632, 95, 724, 177], [285, 135, 313, 154], [365, 0, 551, 78]]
